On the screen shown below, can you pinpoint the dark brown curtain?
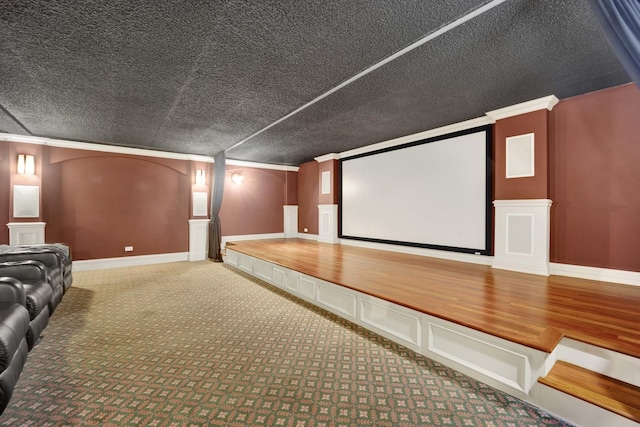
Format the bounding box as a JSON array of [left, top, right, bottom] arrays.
[[208, 151, 225, 261]]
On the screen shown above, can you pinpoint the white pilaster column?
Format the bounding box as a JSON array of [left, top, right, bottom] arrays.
[[492, 199, 552, 276], [283, 205, 298, 238], [7, 222, 46, 245], [188, 219, 209, 261], [318, 204, 339, 244]]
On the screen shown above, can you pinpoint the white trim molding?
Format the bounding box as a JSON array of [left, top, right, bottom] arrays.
[[551, 263, 640, 287], [296, 233, 319, 241], [188, 219, 209, 261], [0, 133, 298, 172], [73, 252, 189, 271], [493, 199, 552, 276], [486, 95, 559, 121], [314, 153, 340, 162], [7, 222, 46, 245], [318, 204, 339, 244]]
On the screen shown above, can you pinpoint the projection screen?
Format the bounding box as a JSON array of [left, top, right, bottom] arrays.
[[340, 126, 492, 255]]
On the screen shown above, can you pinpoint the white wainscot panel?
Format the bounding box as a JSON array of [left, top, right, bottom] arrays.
[[285, 271, 300, 294], [360, 296, 421, 349], [225, 250, 238, 266], [299, 276, 316, 300], [272, 267, 286, 289], [428, 322, 530, 393], [238, 254, 253, 273], [316, 281, 357, 320]]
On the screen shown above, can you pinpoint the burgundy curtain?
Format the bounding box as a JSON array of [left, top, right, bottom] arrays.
[[208, 151, 225, 261]]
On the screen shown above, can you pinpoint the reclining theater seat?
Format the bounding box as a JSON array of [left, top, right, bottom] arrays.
[[0, 277, 30, 414], [2, 245, 73, 293], [0, 252, 63, 315], [0, 262, 53, 350]]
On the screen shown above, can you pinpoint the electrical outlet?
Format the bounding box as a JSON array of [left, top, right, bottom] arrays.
[[304, 228, 308, 233], [125, 246, 133, 252]]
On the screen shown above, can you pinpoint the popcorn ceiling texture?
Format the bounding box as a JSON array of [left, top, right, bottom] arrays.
[[0, 0, 630, 165]]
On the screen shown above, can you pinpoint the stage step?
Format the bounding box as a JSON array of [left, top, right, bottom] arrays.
[[539, 360, 640, 424]]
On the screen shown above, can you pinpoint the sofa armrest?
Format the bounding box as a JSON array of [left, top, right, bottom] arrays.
[[0, 278, 26, 307]]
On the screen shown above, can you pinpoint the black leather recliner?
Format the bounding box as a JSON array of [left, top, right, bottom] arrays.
[[0, 277, 30, 414], [9, 244, 73, 292], [0, 251, 64, 314], [0, 261, 52, 350], [0, 244, 73, 293]]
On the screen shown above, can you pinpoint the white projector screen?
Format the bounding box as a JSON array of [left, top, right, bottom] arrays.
[[340, 126, 492, 254]]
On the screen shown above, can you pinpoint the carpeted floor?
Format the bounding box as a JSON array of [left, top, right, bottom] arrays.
[[1, 261, 573, 426]]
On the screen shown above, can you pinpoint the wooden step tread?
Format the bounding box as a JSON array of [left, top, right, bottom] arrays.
[[539, 361, 640, 423]]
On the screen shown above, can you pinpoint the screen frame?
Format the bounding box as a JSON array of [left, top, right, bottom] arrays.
[[338, 124, 493, 255]]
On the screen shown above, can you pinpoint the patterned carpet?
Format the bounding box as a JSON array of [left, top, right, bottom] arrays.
[[1, 261, 573, 426]]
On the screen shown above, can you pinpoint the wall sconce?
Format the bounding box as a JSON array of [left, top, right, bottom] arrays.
[[17, 154, 35, 175], [195, 169, 206, 185], [231, 172, 244, 185]]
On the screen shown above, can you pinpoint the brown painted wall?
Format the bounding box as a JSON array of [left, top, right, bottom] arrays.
[[285, 171, 298, 205], [494, 109, 549, 200], [44, 147, 190, 260], [549, 84, 640, 272], [0, 143, 9, 244], [297, 161, 319, 235], [220, 166, 286, 236], [318, 159, 339, 205]]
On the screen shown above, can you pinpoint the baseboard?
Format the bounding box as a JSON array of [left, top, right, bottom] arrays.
[[339, 239, 492, 266], [492, 259, 550, 276], [73, 252, 189, 271], [296, 233, 319, 241], [550, 263, 640, 287], [222, 233, 285, 249]]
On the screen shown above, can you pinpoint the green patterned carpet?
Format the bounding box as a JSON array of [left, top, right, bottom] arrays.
[[1, 261, 573, 426]]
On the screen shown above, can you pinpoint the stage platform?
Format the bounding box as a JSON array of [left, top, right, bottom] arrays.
[[225, 238, 640, 359], [224, 238, 640, 426]]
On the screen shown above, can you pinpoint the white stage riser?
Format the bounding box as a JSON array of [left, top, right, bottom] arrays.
[[534, 384, 638, 427], [224, 249, 549, 401], [224, 249, 640, 427]]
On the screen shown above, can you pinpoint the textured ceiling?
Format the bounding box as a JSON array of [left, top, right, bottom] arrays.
[[0, 0, 631, 165]]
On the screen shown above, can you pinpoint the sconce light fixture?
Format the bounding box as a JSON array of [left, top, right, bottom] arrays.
[[231, 172, 244, 185], [17, 154, 35, 175], [195, 169, 206, 185]]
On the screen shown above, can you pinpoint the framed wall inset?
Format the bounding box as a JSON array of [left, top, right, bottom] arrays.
[[506, 133, 535, 178], [13, 185, 40, 218]]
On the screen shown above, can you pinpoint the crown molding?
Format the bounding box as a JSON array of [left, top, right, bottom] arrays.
[[0, 133, 298, 172], [314, 153, 340, 163], [339, 116, 493, 159], [226, 159, 299, 172], [486, 95, 559, 121]]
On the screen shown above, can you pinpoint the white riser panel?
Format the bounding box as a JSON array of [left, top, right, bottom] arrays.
[[299, 276, 316, 300], [225, 250, 238, 266], [285, 271, 300, 294], [428, 323, 530, 393], [253, 259, 273, 282], [316, 281, 357, 320], [238, 253, 253, 273], [272, 268, 286, 289], [359, 295, 421, 350]]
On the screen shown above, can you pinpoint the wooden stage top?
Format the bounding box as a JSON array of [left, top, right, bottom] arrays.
[[226, 239, 640, 358]]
